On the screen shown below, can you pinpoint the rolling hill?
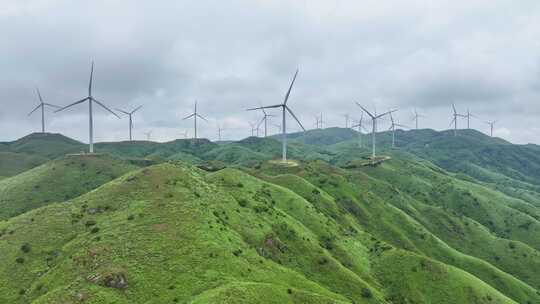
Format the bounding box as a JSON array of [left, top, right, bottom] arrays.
[[0, 129, 539, 303], [0, 154, 139, 220]]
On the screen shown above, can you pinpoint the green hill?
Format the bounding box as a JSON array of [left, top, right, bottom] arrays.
[[0, 130, 539, 303], [0, 154, 139, 220], [6, 133, 85, 158], [0, 161, 532, 303], [0, 152, 48, 179]]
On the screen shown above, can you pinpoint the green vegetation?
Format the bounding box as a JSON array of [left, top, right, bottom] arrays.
[[0, 129, 538, 303], [0, 154, 139, 220]]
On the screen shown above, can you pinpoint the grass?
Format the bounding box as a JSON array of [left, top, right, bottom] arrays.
[[0, 129, 539, 303]]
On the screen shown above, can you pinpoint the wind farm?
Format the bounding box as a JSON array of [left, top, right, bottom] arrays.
[[2, 2, 539, 304]]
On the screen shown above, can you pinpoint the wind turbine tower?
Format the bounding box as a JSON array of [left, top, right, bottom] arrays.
[[28, 88, 61, 133], [412, 108, 425, 130], [182, 101, 208, 139], [144, 130, 152, 141], [343, 114, 350, 128], [115, 105, 142, 141], [389, 111, 408, 148], [357, 103, 396, 158], [351, 112, 367, 148], [485, 120, 497, 137], [258, 107, 275, 137], [55, 61, 120, 153], [247, 69, 305, 162], [450, 104, 466, 136]]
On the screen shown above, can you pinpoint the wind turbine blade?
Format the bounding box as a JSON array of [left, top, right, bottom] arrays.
[[452, 103, 457, 114], [36, 87, 43, 103], [449, 118, 456, 127], [182, 113, 195, 120], [131, 105, 143, 114], [92, 98, 121, 118], [375, 109, 397, 119], [28, 104, 41, 116], [283, 69, 299, 105], [44, 103, 61, 109], [355, 102, 375, 118], [115, 108, 131, 115], [55, 97, 89, 112], [196, 114, 208, 122], [89, 61, 94, 96], [246, 104, 282, 111], [285, 105, 305, 131]]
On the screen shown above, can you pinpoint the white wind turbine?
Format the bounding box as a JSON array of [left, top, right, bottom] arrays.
[[356, 103, 396, 158], [388, 111, 408, 148], [247, 69, 305, 162], [115, 105, 142, 141], [464, 108, 476, 129], [258, 106, 275, 137], [178, 130, 189, 139], [412, 108, 425, 130], [343, 113, 350, 128], [450, 103, 466, 136], [55, 61, 120, 153], [182, 101, 208, 139], [216, 123, 227, 141], [351, 112, 368, 148], [485, 120, 498, 137], [144, 130, 153, 141], [28, 88, 61, 133]]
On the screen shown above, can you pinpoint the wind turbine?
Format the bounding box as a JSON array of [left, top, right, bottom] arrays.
[[356, 103, 396, 158], [412, 108, 425, 130], [258, 106, 275, 137], [343, 113, 350, 128], [450, 103, 466, 136], [249, 121, 260, 137], [182, 101, 207, 139], [247, 69, 305, 162], [388, 111, 408, 148], [55, 61, 120, 153], [115, 105, 142, 141], [216, 123, 226, 141], [144, 130, 152, 141], [351, 112, 368, 148], [178, 130, 189, 139], [273, 123, 282, 134], [485, 120, 498, 137], [28, 88, 61, 133], [463, 108, 477, 129]]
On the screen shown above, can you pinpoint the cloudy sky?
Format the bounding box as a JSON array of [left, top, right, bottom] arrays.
[[1, 0, 540, 144]]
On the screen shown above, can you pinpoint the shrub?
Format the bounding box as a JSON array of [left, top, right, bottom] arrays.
[[20, 243, 31, 253], [90, 227, 100, 234], [85, 220, 97, 227], [232, 249, 243, 257], [15, 257, 25, 264], [287, 288, 293, 294], [361, 288, 373, 298], [127, 215, 135, 221], [238, 199, 248, 208], [236, 182, 244, 188]]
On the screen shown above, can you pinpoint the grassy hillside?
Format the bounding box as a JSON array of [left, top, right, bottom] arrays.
[[0, 154, 139, 220], [0, 152, 48, 179], [0, 162, 528, 304], [0, 131, 539, 303], [6, 133, 85, 158]]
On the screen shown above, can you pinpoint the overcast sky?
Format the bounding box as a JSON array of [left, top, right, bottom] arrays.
[[1, 0, 540, 144]]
